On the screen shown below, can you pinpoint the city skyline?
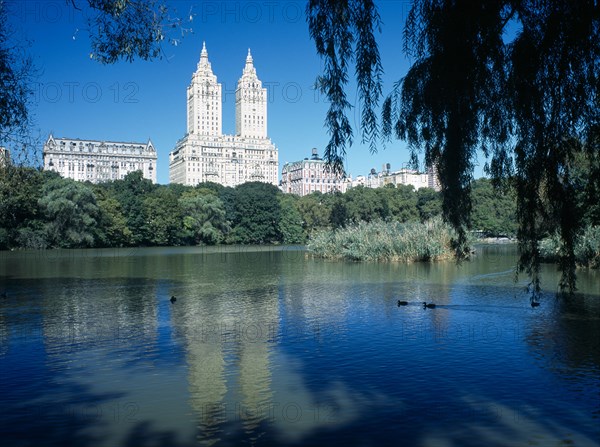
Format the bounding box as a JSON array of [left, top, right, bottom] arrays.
[[6, 1, 443, 185]]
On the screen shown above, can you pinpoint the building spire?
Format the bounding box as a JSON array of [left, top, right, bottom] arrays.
[[243, 48, 256, 75], [201, 41, 208, 60], [196, 41, 213, 73]]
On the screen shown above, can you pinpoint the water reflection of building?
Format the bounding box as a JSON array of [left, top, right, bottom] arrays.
[[177, 294, 229, 445], [171, 276, 279, 444]]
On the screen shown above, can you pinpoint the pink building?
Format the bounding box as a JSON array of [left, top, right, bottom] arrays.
[[281, 149, 349, 196]]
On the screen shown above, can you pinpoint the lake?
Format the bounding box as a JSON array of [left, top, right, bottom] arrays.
[[0, 245, 599, 446]]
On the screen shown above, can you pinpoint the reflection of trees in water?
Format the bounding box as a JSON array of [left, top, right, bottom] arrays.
[[0, 312, 7, 357], [527, 293, 600, 374], [40, 278, 158, 357]]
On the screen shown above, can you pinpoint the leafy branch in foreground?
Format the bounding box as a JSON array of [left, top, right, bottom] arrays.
[[0, 0, 38, 165], [67, 0, 194, 63], [307, 0, 384, 175], [308, 0, 600, 296]]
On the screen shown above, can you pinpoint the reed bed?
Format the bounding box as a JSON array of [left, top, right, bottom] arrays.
[[540, 225, 600, 269], [307, 218, 457, 262]]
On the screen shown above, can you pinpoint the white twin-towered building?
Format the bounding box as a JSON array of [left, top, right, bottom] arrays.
[[169, 43, 278, 187]]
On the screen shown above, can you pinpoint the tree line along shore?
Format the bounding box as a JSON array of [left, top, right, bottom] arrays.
[[0, 166, 597, 267]]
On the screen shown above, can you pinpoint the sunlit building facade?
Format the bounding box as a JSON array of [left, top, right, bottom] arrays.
[[280, 149, 349, 196], [349, 164, 441, 191], [0, 147, 10, 167], [169, 43, 278, 187], [42, 134, 157, 183]]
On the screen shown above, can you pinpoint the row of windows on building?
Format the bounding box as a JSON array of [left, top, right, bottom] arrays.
[[54, 141, 147, 150], [60, 162, 148, 171], [48, 156, 152, 165], [292, 178, 343, 184]]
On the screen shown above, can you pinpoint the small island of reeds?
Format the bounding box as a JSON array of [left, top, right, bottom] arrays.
[[307, 217, 459, 262], [540, 225, 600, 269]]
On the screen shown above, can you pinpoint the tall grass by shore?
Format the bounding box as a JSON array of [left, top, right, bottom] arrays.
[[307, 218, 459, 262], [540, 225, 600, 269]]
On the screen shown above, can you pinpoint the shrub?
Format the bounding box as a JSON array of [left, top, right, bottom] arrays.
[[307, 217, 460, 262], [540, 225, 600, 269]]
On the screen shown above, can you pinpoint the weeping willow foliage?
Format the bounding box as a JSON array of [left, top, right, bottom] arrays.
[[308, 218, 457, 262], [540, 226, 600, 270], [307, 0, 600, 296], [307, 0, 383, 173]]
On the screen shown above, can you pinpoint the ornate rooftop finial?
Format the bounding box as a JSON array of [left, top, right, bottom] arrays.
[[201, 41, 208, 59], [243, 48, 256, 76]]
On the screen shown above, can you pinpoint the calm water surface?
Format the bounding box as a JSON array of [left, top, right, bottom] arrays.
[[0, 245, 599, 446]]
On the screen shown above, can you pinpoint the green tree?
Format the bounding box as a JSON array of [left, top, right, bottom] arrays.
[[297, 192, 332, 235], [0, 166, 45, 248], [308, 0, 600, 294], [379, 184, 419, 223], [179, 190, 230, 245], [94, 187, 132, 247], [229, 182, 281, 244], [39, 177, 100, 248], [471, 179, 517, 237], [142, 187, 183, 246], [0, 1, 35, 157], [329, 193, 348, 229], [111, 170, 155, 245], [278, 195, 305, 244], [345, 186, 387, 222], [416, 187, 442, 222]]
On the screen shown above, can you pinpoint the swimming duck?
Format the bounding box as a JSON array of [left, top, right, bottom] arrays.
[[423, 302, 436, 309], [530, 301, 540, 308], [397, 300, 408, 306], [170, 296, 177, 303]]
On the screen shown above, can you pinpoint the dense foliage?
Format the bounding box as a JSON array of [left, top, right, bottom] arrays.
[[308, 0, 600, 294], [540, 226, 600, 270], [308, 218, 457, 262], [1, 166, 523, 250]]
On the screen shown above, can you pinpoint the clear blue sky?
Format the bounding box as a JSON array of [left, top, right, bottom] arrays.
[[9, 0, 484, 184]]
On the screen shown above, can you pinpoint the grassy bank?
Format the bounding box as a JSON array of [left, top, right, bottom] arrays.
[[307, 218, 458, 262], [540, 225, 600, 269]]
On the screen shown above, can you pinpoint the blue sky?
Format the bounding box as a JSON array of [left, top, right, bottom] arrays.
[[8, 0, 485, 184]]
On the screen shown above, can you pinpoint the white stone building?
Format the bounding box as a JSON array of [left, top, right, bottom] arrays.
[[43, 135, 157, 183], [349, 164, 441, 191], [169, 43, 278, 187], [281, 149, 349, 196], [0, 147, 10, 167], [385, 168, 430, 189]]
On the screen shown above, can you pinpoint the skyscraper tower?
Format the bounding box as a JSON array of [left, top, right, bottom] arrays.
[[235, 49, 267, 139], [170, 43, 278, 187], [187, 42, 222, 136]]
